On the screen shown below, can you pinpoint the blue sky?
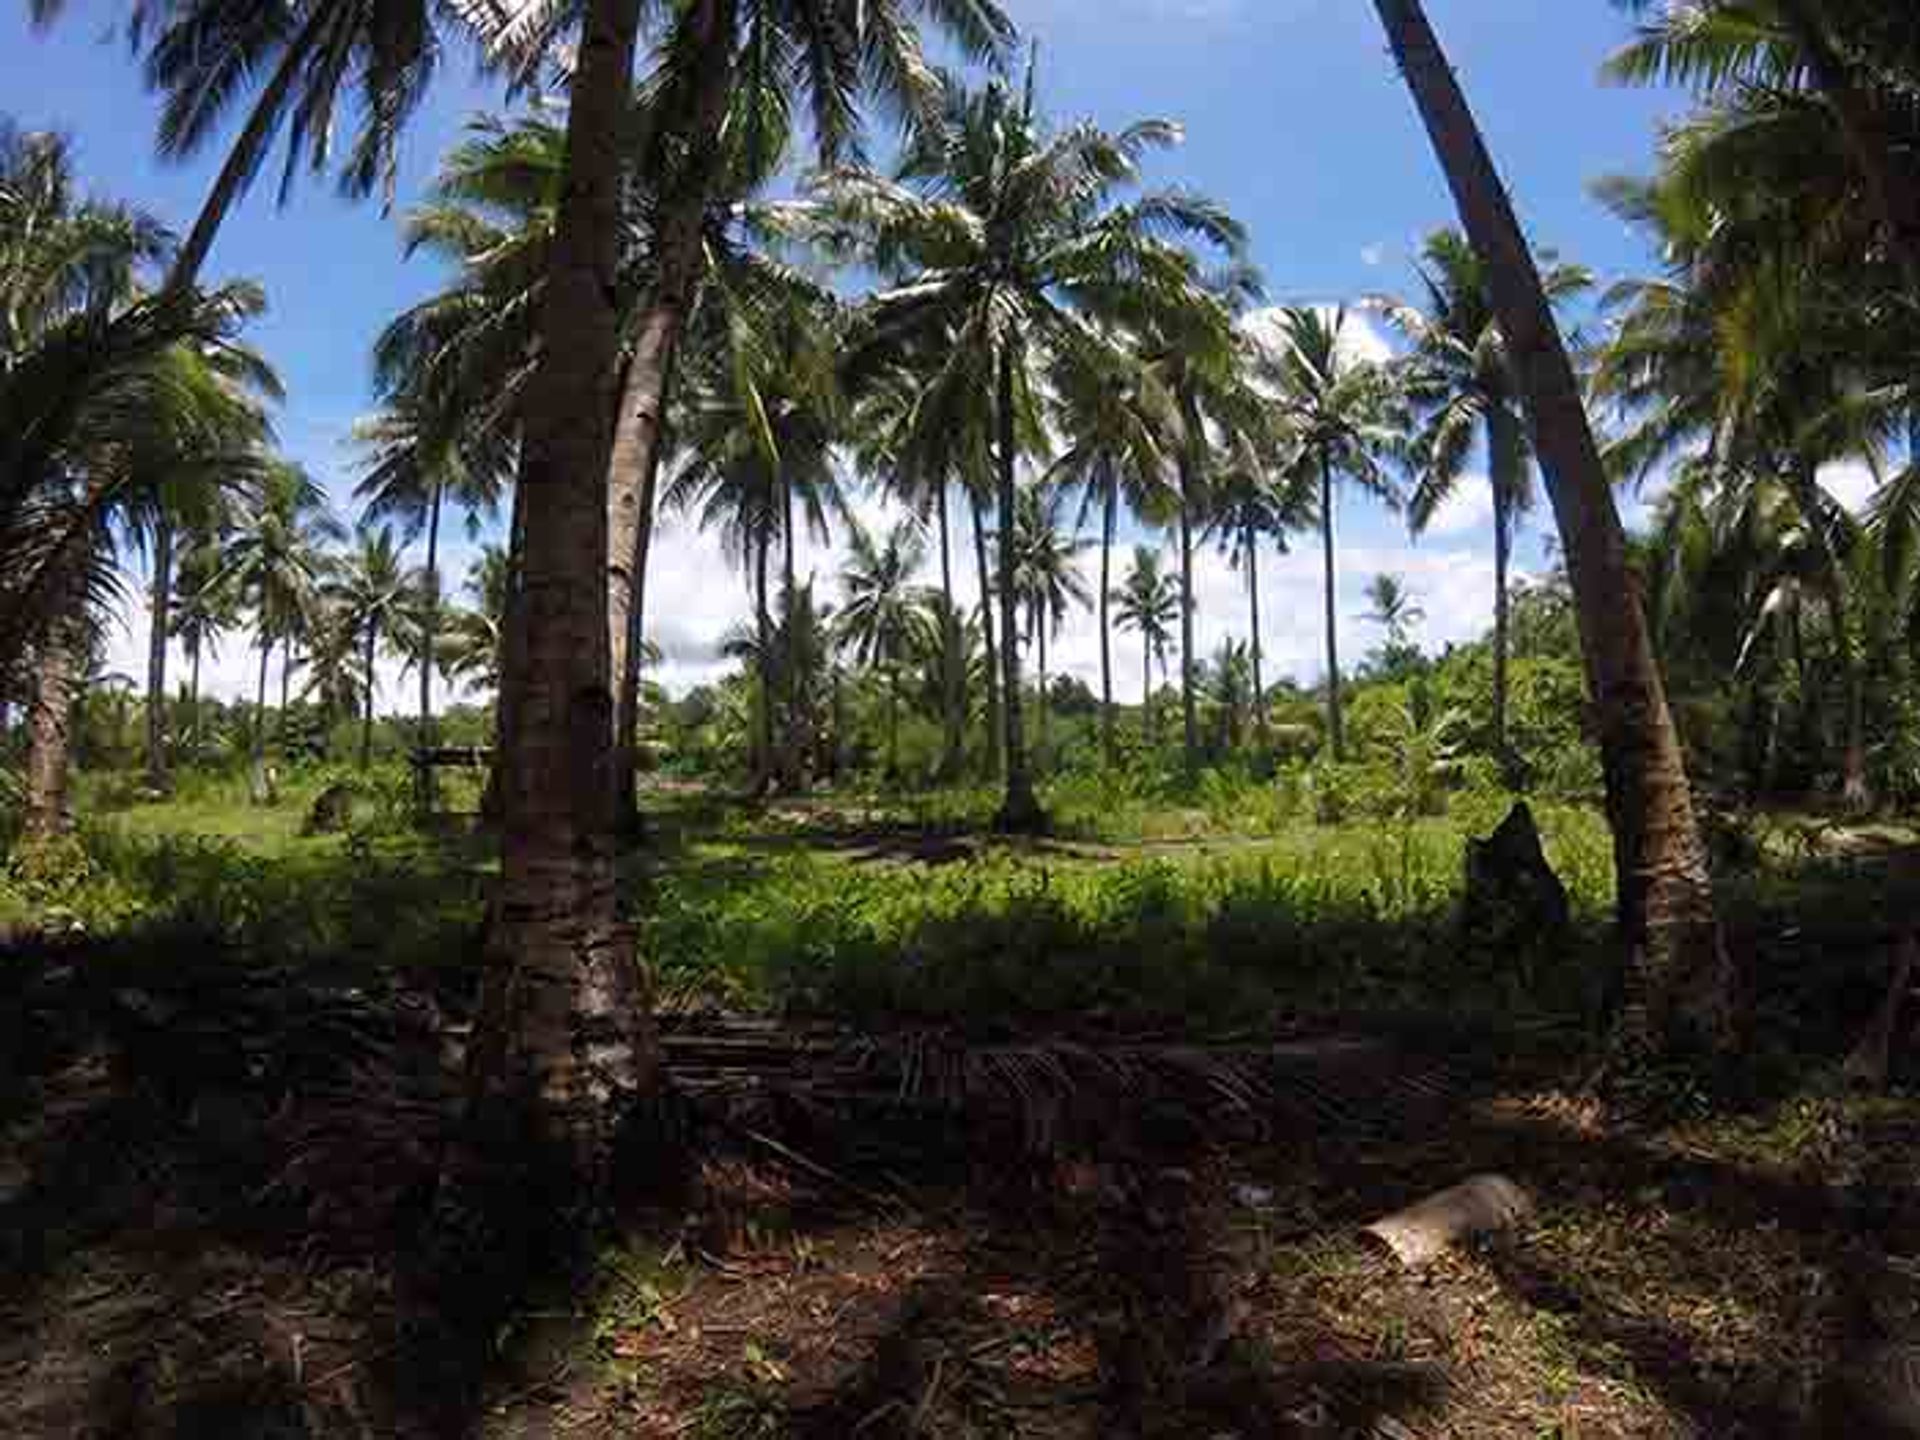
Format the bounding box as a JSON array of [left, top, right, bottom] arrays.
[[1, 0, 1712, 702]]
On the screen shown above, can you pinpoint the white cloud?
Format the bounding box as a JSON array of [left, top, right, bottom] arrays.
[[1239, 303, 1395, 371], [1417, 478, 1492, 541], [1360, 242, 1387, 268]]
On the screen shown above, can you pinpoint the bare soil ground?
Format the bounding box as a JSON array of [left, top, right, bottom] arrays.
[[3, 939, 1917, 1438]]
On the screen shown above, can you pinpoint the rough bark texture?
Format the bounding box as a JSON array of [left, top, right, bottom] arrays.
[[612, 448, 658, 833], [466, 0, 656, 1202], [145, 515, 173, 793], [24, 616, 79, 841], [993, 340, 1042, 831], [1374, 0, 1733, 1054], [1319, 447, 1345, 762]]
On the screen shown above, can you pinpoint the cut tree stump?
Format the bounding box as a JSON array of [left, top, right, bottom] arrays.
[[1361, 1174, 1533, 1267]]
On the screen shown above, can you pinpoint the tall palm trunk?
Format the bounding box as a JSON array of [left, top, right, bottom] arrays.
[[1318, 445, 1344, 761], [971, 487, 1001, 779], [484, 477, 529, 823], [936, 482, 963, 780], [886, 667, 900, 780], [1177, 486, 1199, 774], [419, 480, 443, 810], [24, 607, 79, 841], [249, 632, 271, 805], [1142, 631, 1153, 744], [753, 528, 774, 791], [1787, 465, 1868, 808], [780, 472, 800, 792], [465, 0, 656, 1211], [145, 513, 173, 792], [1099, 474, 1117, 765], [187, 635, 203, 752], [1035, 607, 1049, 766], [1488, 406, 1521, 769], [361, 622, 377, 770], [612, 450, 659, 832], [993, 338, 1042, 831], [1374, 0, 1732, 1054], [602, 0, 737, 791], [1246, 519, 1267, 743]]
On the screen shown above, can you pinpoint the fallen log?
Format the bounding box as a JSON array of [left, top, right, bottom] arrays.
[[1361, 1174, 1533, 1267]]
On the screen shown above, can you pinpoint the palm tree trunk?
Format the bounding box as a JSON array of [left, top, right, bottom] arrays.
[[601, 0, 736, 787], [164, 3, 331, 290], [753, 528, 774, 792], [1142, 631, 1153, 745], [936, 481, 963, 781], [612, 447, 659, 834], [484, 476, 529, 824], [145, 514, 173, 792], [1099, 476, 1117, 766], [1319, 445, 1344, 761], [465, 0, 656, 1216], [1787, 466, 1869, 808], [361, 623, 376, 771], [780, 471, 800, 792], [1247, 519, 1267, 744], [1178, 487, 1199, 774], [1036, 609, 1049, 766], [1489, 407, 1520, 771], [188, 635, 202, 753], [993, 339, 1042, 831], [419, 480, 442, 811], [1374, 0, 1732, 1054], [24, 606, 79, 841], [887, 668, 900, 780], [971, 488, 1001, 779], [250, 633, 270, 805]]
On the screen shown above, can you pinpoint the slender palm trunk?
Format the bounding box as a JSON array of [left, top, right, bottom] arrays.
[[601, 0, 736, 797], [24, 607, 79, 840], [780, 474, 800, 792], [1099, 477, 1117, 766], [613, 450, 659, 832], [936, 482, 963, 780], [361, 623, 377, 771], [1488, 406, 1524, 770], [419, 481, 443, 810], [753, 529, 774, 792], [485, 477, 530, 823], [253, 636, 270, 764], [1142, 632, 1153, 745], [887, 667, 900, 780], [993, 340, 1042, 831], [971, 488, 1002, 779], [1036, 609, 1049, 766], [1246, 521, 1267, 744], [1374, 0, 1731, 1053], [1177, 490, 1199, 774], [1787, 466, 1869, 808], [279, 635, 293, 737], [465, 0, 656, 1212], [187, 636, 202, 752], [1319, 446, 1344, 761], [145, 514, 173, 792]]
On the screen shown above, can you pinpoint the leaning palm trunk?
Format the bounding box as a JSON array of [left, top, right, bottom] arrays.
[[993, 340, 1042, 831], [971, 488, 1002, 779], [1319, 446, 1345, 761], [1489, 407, 1521, 770], [612, 452, 659, 832], [463, 0, 656, 1214], [936, 482, 964, 781], [24, 602, 80, 840], [604, 0, 737, 804], [1099, 477, 1117, 765], [1374, 0, 1732, 1053], [144, 515, 174, 792]]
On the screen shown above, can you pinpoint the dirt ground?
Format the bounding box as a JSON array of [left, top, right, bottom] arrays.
[[4, 942, 1919, 1438]]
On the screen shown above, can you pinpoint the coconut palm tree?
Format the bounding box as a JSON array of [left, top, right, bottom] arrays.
[[1361, 573, 1425, 648], [835, 517, 934, 781], [219, 461, 342, 782], [442, 545, 510, 701], [1205, 430, 1312, 744], [1046, 342, 1175, 764], [1112, 546, 1179, 747], [1373, 227, 1590, 766], [170, 535, 239, 757], [1257, 307, 1405, 762], [814, 68, 1247, 828], [1372, 0, 1733, 1053], [1012, 484, 1093, 766], [324, 525, 411, 770]]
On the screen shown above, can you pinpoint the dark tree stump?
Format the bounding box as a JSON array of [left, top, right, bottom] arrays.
[[1462, 801, 1571, 956]]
